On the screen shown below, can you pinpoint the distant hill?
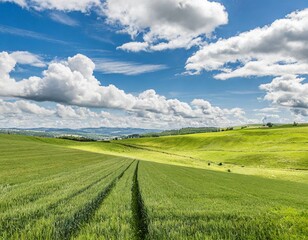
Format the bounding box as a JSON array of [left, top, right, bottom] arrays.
[[1, 123, 307, 140], [0, 127, 161, 140], [141, 127, 219, 137]]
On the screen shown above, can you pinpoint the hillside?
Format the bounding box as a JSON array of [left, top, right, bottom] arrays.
[[121, 126, 308, 168], [49, 126, 308, 183], [0, 133, 307, 239]]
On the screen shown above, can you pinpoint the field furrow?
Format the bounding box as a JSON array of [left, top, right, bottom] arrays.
[[55, 160, 135, 240], [74, 161, 137, 240], [131, 161, 149, 240], [0, 159, 123, 211], [0, 161, 129, 239], [0, 127, 307, 240]]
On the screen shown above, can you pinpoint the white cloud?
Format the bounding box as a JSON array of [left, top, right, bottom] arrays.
[[0, 52, 248, 127], [259, 75, 308, 116], [0, 100, 105, 129], [94, 58, 167, 75], [184, 9, 308, 117], [0, 53, 138, 109], [0, 98, 249, 129], [118, 42, 149, 52], [185, 9, 308, 78], [0, 99, 54, 116], [191, 99, 245, 120], [10, 51, 46, 67], [49, 12, 79, 26], [0, 52, 15, 76], [2, 0, 227, 51], [104, 0, 228, 51], [55, 104, 107, 119], [2, 0, 101, 12], [0, 0, 26, 7], [33, 0, 100, 12], [0, 52, 17, 96]]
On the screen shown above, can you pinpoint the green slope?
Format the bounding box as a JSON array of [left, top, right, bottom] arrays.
[[121, 126, 308, 168], [139, 161, 308, 239], [53, 126, 308, 182], [0, 134, 134, 239], [0, 133, 307, 239]]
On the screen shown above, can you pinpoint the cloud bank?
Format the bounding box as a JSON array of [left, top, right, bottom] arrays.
[[260, 75, 308, 116], [0, 51, 247, 128], [184, 9, 308, 116], [105, 0, 228, 51], [185, 9, 308, 79], [2, 0, 228, 52]]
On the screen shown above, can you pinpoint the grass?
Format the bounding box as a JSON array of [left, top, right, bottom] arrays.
[[0, 126, 307, 239], [58, 126, 308, 182], [121, 126, 308, 168], [138, 161, 308, 239], [0, 134, 133, 239], [74, 161, 137, 240]]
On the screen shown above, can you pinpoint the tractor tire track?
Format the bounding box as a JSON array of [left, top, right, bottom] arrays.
[[1, 159, 122, 211], [131, 161, 149, 240], [55, 160, 135, 240], [0, 161, 128, 238]]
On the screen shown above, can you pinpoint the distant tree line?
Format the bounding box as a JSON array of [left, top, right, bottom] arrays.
[[57, 135, 96, 142], [220, 127, 234, 131], [139, 127, 219, 138]]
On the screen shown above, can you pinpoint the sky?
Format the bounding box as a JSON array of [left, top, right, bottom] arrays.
[[0, 0, 307, 129]]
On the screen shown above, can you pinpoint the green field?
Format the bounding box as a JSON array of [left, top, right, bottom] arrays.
[[0, 126, 307, 239], [64, 126, 308, 183]]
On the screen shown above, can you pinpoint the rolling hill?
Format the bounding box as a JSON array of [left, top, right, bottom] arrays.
[[0, 126, 307, 239]]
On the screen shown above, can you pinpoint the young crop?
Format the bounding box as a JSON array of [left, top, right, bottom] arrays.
[[0, 131, 307, 240], [138, 161, 308, 239], [74, 161, 137, 239]]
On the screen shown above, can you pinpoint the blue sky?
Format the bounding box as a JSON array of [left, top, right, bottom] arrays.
[[0, 0, 307, 129]]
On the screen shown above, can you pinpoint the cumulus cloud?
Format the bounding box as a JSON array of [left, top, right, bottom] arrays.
[[0, 52, 15, 76], [0, 99, 54, 116], [104, 0, 228, 51], [2, 0, 228, 51], [0, 51, 247, 127], [0, 53, 136, 109], [184, 8, 308, 117], [0, 99, 109, 128], [185, 9, 308, 78], [0, 98, 249, 129], [259, 75, 308, 116], [55, 104, 110, 119]]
